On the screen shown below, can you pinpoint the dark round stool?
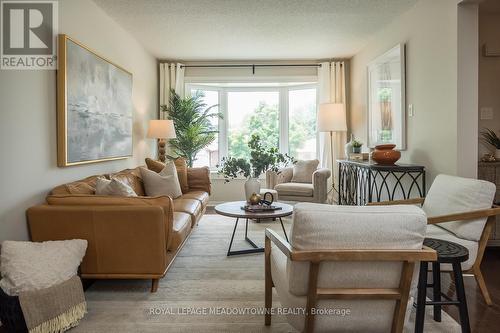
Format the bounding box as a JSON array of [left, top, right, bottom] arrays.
[[415, 238, 470, 333]]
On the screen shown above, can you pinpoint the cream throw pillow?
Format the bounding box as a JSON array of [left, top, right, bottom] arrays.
[[95, 177, 137, 197], [0, 239, 88, 296], [140, 163, 182, 198], [291, 159, 319, 183]]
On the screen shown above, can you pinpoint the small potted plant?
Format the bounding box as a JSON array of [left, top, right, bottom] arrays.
[[352, 139, 363, 154], [481, 128, 500, 160], [217, 135, 294, 201]]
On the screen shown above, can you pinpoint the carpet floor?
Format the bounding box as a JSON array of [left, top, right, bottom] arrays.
[[74, 214, 460, 332]]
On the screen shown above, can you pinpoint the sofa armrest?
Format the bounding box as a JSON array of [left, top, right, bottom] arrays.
[[27, 205, 168, 276], [187, 167, 211, 194], [266, 167, 293, 189], [313, 168, 331, 203]]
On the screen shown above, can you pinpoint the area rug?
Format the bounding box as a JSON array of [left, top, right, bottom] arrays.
[[74, 214, 460, 332]]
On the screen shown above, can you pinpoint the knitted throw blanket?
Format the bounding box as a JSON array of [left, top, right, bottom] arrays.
[[18, 276, 86, 333]]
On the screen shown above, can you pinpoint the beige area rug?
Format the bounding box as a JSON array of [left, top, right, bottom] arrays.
[[74, 214, 460, 332]]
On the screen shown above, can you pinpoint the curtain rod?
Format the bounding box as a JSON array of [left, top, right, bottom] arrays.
[[177, 63, 322, 74]]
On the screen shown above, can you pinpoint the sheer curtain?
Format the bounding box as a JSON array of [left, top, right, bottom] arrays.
[[159, 63, 185, 119], [318, 61, 347, 203]]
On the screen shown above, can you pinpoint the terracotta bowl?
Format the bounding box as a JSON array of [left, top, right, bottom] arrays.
[[371, 144, 401, 165]]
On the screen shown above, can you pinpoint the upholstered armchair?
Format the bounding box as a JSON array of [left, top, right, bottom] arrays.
[[266, 163, 331, 203], [265, 203, 436, 333], [370, 174, 500, 306]]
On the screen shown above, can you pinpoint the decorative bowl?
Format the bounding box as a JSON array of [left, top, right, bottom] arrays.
[[371, 144, 401, 165]]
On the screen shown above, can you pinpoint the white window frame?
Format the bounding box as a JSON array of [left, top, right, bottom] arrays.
[[186, 82, 318, 167]]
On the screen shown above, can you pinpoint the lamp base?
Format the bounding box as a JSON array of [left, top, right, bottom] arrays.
[[157, 139, 166, 162]]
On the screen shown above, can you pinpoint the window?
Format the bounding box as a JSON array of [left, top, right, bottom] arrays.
[[227, 91, 279, 159], [187, 83, 317, 168], [288, 88, 317, 160]]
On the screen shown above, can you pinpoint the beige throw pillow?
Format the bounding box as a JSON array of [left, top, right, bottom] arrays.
[[140, 163, 182, 198], [95, 177, 137, 197], [291, 159, 319, 183]]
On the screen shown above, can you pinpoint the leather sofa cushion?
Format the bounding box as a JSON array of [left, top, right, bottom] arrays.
[[108, 167, 146, 196], [173, 199, 201, 226], [181, 191, 209, 206], [145, 158, 189, 193], [187, 167, 211, 194], [170, 212, 191, 250], [275, 183, 314, 197], [51, 176, 99, 195], [174, 158, 189, 194]]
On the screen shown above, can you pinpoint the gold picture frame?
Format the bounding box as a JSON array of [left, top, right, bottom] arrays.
[[57, 34, 133, 167]]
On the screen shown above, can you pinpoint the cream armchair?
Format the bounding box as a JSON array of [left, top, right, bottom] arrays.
[[266, 167, 331, 203], [265, 203, 436, 333], [370, 174, 500, 306]]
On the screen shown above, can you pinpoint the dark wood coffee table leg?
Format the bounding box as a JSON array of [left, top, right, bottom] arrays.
[[227, 217, 264, 256]]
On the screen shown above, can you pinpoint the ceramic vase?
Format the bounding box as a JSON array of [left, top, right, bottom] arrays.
[[244, 178, 261, 202], [371, 144, 401, 165], [345, 134, 355, 157]]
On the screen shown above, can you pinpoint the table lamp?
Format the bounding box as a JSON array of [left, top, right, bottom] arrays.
[[147, 119, 176, 162]]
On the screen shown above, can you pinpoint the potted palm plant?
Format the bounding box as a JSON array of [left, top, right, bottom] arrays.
[[161, 89, 222, 167], [217, 135, 294, 201], [481, 128, 500, 160]]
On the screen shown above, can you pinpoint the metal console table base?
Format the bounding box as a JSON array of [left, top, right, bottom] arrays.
[[227, 217, 288, 256], [337, 160, 426, 205]]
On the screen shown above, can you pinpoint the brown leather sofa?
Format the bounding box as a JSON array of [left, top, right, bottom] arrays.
[[27, 162, 210, 292]]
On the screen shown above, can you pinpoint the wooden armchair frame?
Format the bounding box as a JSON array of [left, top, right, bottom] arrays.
[[264, 229, 436, 333], [369, 198, 500, 306]]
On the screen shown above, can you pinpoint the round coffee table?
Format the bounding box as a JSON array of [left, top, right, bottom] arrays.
[[215, 201, 293, 256]]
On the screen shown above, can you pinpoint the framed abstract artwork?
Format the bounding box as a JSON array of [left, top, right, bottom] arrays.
[[57, 34, 133, 167], [367, 43, 406, 150]]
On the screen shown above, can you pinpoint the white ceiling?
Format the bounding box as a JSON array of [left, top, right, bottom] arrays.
[[93, 0, 418, 61]]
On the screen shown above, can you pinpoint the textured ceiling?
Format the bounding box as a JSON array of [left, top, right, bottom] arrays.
[[92, 0, 418, 60]]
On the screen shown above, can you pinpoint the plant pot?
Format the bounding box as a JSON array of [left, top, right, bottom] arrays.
[[353, 147, 362, 154], [495, 149, 500, 160], [371, 144, 401, 165], [244, 178, 261, 202]]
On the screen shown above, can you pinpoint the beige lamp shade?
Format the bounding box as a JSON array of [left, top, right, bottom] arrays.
[[317, 103, 347, 132], [147, 119, 176, 139]]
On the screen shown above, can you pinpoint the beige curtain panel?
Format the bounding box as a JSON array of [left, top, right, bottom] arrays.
[[159, 63, 185, 119]]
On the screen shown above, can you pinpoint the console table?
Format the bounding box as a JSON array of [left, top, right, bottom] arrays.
[[337, 160, 426, 205]]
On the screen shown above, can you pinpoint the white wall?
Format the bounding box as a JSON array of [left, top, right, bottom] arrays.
[[350, 0, 461, 185], [478, 12, 500, 158], [0, 0, 157, 241], [457, 3, 479, 178]]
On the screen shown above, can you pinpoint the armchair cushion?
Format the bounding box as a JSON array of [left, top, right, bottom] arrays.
[[422, 174, 495, 241], [291, 159, 319, 183], [288, 203, 427, 296], [274, 183, 313, 197]]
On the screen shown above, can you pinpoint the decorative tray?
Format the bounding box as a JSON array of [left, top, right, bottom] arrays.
[[241, 205, 282, 212]]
